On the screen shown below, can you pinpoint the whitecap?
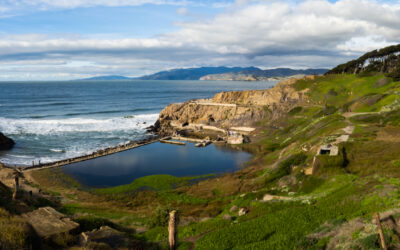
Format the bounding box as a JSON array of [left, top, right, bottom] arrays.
[[50, 148, 64, 153], [0, 113, 159, 135]]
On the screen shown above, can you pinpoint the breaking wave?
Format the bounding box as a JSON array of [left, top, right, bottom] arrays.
[[0, 114, 159, 135]]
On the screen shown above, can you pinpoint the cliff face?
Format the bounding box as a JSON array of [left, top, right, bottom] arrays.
[[154, 77, 311, 135], [211, 78, 307, 106], [0, 132, 14, 150]]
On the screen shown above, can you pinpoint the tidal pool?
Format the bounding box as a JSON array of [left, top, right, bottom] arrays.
[[62, 141, 252, 188]]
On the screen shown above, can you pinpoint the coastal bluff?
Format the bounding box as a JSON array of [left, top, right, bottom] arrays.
[[154, 76, 313, 135], [0, 132, 14, 150]]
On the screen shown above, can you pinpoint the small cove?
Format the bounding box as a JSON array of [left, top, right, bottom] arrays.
[[61, 141, 252, 188]]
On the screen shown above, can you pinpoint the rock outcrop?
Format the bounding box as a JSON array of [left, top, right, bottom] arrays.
[[154, 77, 312, 135], [211, 77, 307, 107], [0, 132, 15, 150], [21, 207, 79, 239]]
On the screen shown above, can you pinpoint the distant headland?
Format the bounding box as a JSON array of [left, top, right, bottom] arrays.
[[78, 67, 328, 81]]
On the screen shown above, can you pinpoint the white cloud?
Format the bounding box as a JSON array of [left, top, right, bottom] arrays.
[[0, 0, 400, 80], [177, 7, 188, 15]]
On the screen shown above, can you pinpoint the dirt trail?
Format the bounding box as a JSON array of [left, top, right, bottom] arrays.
[[333, 112, 373, 144], [334, 112, 381, 144]]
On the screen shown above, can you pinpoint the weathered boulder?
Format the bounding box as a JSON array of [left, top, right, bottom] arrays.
[[0, 132, 14, 150], [238, 207, 249, 216], [222, 214, 232, 221], [21, 207, 79, 239], [229, 205, 238, 213], [80, 226, 131, 249], [227, 135, 244, 145]]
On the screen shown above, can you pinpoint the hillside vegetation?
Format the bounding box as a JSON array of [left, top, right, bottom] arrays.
[[327, 44, 400, 80]]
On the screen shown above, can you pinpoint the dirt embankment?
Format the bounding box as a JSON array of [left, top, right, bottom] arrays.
[[154, 77, 312, 135]]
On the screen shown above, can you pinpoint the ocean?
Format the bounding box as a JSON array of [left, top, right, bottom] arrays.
[[0, 80, 276, 166]]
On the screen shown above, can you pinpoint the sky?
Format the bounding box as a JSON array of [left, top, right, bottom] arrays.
[[0, 0, 399, 80]]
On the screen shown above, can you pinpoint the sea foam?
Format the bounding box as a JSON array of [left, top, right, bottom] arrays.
[[0, 114, 159, 135]]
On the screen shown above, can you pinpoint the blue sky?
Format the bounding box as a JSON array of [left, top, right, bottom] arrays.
[[0, 0, 399, 80]]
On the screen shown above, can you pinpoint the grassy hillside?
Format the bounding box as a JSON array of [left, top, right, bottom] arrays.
[[23, 73, 400, 249]]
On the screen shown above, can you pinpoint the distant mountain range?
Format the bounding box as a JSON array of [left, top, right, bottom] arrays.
[[79, 67, 329, 81], [135, 67, 260, 80], [78, 75, 132, 81]]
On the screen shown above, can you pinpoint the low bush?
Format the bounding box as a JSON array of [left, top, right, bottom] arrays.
[[148, 206, 175, 228], [288, 106, 303, 115], [265, 153, 307, 184], [74, 216, 116, 232]]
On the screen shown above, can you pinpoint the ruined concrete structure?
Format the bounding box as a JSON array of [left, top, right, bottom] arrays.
[[318, 144, 339, 156]]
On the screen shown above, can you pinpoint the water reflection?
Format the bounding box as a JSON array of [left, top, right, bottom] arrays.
[[62, 141, 252, 187]]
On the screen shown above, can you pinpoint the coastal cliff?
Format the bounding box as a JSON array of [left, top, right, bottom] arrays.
[[154, 76, 313, 135], [0, 132, 14, 150]]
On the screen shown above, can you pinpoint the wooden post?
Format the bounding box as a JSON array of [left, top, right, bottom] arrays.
[[168, 210, 178, 250], [374, 213, 387, 250], [12, 175, 19, 200]]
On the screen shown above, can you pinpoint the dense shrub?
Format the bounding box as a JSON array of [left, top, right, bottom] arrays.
[[387, 65, 400, 81], [265, 153, 307, 184], [148, 206, 174, 228], [74, 216, 116, 232], [288, 106, 303, 115], [327, 44, 400, 75]]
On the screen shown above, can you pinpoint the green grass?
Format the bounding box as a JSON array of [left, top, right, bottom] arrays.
[[0, 208, 33, 249], [265, 153, 307, 184], [95, 174, 213, 194], [393, 160, 400, 167], [60, 203, 137, 221], [157, 191, 208, 205], [192, 175, 398, 249], [294, 74, 400, 112]]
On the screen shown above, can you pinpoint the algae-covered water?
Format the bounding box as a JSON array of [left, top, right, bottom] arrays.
[[62, 141, 252, 188]]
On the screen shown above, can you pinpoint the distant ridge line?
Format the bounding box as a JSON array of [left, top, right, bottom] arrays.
[[77, 67, 329, 81]]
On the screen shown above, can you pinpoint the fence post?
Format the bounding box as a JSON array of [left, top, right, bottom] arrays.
[[12, 175, 19, 200], [374, 212, 387, 250], [168, 210, 178, 250]]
